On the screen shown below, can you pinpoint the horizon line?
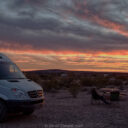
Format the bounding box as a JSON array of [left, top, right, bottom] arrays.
[[22, 69, 128, 74]]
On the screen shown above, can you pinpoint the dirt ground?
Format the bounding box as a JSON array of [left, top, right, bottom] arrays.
[[1, 90, 128, 128]]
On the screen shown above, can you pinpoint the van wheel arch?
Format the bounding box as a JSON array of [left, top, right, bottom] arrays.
[[0, 99, 8, 122], [0, 98, 7, 105]]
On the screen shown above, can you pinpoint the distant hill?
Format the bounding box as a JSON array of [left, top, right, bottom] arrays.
[[24, 69, 128, 76], [25, 69, 69, 74]]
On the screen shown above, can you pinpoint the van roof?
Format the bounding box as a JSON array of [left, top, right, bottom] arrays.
[[0, 53, 12, 63]]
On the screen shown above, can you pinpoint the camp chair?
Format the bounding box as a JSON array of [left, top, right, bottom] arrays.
[[91, 88, 110, 105]]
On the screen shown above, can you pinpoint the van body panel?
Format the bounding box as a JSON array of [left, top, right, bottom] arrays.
[[0, 84, 14, 100], [0, 79, 42, 92]]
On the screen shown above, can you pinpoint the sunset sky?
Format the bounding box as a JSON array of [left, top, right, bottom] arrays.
[[1, 0, 128, 72]]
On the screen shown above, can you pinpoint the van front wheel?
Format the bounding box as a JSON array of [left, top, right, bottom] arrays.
[[0, 101, 7, 122]]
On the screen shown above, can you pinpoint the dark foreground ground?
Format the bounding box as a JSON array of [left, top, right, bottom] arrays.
[[1, 90, 128, 128]]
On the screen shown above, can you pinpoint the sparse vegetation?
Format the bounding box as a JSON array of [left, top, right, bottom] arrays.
[[24, 70, 128, 98], [68, 80, 81, 98]]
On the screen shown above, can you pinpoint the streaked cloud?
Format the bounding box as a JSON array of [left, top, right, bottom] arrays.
[[0, 0, 128, 72]]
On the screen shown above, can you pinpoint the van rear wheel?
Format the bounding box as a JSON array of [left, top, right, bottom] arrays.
[[0, 101, 7, 122]]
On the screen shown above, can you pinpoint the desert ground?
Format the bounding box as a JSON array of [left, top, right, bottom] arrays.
[[1, 89, 128, 128]]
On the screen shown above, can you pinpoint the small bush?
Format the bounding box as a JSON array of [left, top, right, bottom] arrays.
[[25, 73, 42, 84], [68, 80, 81, 98], [43, 78, 61, 92], [43, 80, 53, 92]]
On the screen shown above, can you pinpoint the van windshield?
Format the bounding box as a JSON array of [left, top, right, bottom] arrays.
[[0, 62, 26, 79]]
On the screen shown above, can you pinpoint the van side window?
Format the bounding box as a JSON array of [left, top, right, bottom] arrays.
[[10, 65, 18, 73]]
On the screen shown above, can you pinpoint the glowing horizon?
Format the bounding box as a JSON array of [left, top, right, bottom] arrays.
[[2, 48, 128, 73]]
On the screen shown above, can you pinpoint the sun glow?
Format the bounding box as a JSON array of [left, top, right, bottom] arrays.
[[1, 48, 128, 72]]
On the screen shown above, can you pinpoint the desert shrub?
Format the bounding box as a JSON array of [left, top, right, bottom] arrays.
[[116, 75, 128, 81], [94, 77, 109, 88], [50, 78, 61, 90], [80, 77, 94, 87], [68, 80, 81, 98], [24, 73, 42, 84], [108, 79, 123, 87], [59, 77, 74, 88], [42, 80, 52, 92], [114, 79, 123, 86], [43, 78, 61, 92], [80, 76, 110, 88]]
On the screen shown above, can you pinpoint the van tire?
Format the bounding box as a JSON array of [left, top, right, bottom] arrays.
[[0, 100, 7, 122], [23, 109, 34, 116]]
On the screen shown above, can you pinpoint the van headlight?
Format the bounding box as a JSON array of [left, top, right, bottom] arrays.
[[11, 88, 27, 99]]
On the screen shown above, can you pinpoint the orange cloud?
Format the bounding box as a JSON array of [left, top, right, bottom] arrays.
[[1, 46, 128, 72], [74, 2, 128, 37], [93, 15, 128, 37], [1, 44, 128, 56]]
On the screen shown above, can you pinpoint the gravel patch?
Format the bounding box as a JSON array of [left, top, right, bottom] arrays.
[[1, 90, 128, 128]]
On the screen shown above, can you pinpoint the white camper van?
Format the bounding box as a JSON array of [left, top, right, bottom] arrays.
[[0, 53, 44, 122]]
